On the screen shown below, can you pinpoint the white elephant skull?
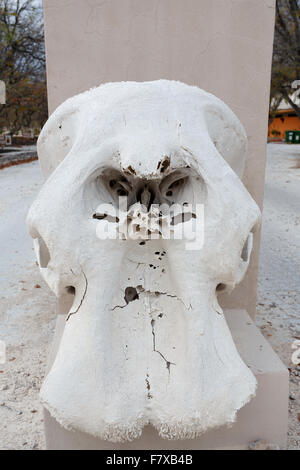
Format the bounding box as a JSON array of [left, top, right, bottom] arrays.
[[27, 80, 261, 442]]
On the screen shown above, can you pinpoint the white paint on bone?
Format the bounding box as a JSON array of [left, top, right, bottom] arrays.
[[27, 80, 261, 442]]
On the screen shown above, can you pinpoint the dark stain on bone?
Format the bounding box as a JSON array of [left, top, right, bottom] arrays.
[[149, 264, 159, 270], [151, 319, 156, 349], [93, 213, 120, 223], [146, 375, 150, 390], [124, 286, 139, 304], [216, 283, 227, 293], [145, 374, 152, 399], [159, 156, 170, 173], [170, 212, 196, 226], [111, 286, 139, 310], [66, 286, 75, 295], [66, 272, 88, 321], [93, 213, 107, 220], [126, 165, 136, 175]]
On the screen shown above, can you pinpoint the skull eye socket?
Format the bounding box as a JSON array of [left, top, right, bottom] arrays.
[[33, 236, 51, 269], [241, 232, 253, 263]]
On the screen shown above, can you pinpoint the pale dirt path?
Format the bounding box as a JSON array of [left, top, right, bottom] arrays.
[[0, 161, 55, 450], [0, 145, 299, 450], [256, 143, 300, 450]]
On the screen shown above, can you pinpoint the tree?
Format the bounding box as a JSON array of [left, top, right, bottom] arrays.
[[0, 0, 47, 135], [270, 0, 300, 120]]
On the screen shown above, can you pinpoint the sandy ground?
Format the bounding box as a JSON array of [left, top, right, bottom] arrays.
[[0, 143, 299, 450]]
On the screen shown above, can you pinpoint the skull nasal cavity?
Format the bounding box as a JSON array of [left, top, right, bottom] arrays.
[[136, 185, 155, 211], [241, 233, 253, 262]]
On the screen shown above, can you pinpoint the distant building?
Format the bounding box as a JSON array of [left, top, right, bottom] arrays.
[[268, 91, 300, 140]]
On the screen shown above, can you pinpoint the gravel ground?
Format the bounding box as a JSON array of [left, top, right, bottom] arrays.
[[0, 161, 55, 450], [0, 144, 299, 450], [256, 143, 300, 450]]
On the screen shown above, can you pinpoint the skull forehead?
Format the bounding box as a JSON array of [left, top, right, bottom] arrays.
[[38, 80, 247, 179], [76, 85, 206, 156]]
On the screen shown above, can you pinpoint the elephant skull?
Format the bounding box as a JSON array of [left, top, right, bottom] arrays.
[[27, 80, 260, 442]]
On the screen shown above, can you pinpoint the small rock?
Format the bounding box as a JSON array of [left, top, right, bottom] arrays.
[[249, 439, 269, 450], [2, 385, 9, 391], [289, 393, 296, 400]]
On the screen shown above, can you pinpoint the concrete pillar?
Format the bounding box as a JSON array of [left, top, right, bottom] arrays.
[[41, 0, 287, 451], [42, 0, 276, 318], [44, 310, 288, 450]]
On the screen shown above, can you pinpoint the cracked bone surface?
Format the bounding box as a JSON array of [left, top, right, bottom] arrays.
[[27, 80, 261, 442]]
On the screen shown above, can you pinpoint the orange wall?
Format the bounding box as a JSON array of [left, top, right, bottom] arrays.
[[268, 114, 300, 139]]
